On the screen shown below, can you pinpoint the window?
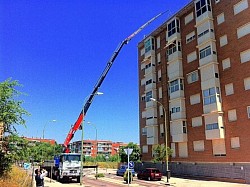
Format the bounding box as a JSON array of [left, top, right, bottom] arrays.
[[198, 29, 213, 38], [234, 0, 248, 15], [156, 36, 160, 49], [171, 107, 180, 114], [192, 116, 202, 127], [179, 142, 188, 158], [193, 140, 205, 151], [212, 139, 226, 156], [203, 87, 220, 105], [220, 35, 228, 47], [158, 87, 162, 99], [240, 49, 250, 63], [157, 53, 161, 64], [187, 71, 199, 84], [160, 124, 164, 137], [217, 13, 224, 25], [167, 41, 181, 56], [190, 94, 201, 105], [185, 12, 194, 25], [167, 19, 180, 37], [231, 137, 240, 149], [237, 22, 250, 39], [196, 0, 211, 17], [199, 46, 211, 59], [244, 77, 250, 90], [145, 63, 151, 69], [142, 145, 148, 153], [158, 70, 162, 81], [228, 109, 237, 122], [222, 58, 231, 70], [247, 106, 250, 118], [225, 83, 234, 95], [206, 123, 219, 130], [169, 79, 184, 93], [187, 51, 197, 63], [183, 121, 187, 133], [146, 91, 152, 102], [144, 38, 154, 53], [186, 31, 196, 43], [145, 79, 152, 85], [142, 128, 147, 135]]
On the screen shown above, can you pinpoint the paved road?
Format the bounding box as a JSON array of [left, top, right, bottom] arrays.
[[35, 168, 250, 187]]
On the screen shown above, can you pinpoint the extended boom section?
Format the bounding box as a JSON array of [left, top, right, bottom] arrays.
[[63, 11, 167, 152]]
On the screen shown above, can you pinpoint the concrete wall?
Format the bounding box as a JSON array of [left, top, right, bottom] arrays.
[[135, 162, 250, 184]]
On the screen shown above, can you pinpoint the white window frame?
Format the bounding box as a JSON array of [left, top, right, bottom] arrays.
[[187, 70, 199, 84], [234, 0, 248, 15], [247, 106, 250, 118], [185, 12, 194, 25], [240, 49, 250, 63], [222, 58, 231, 70], [244, 77, 250, 90], [225, 83, 234, 96], [200, 45, 211, 59], [220, 35, 228, 47], [231, 137, 240, 149], [228, 109, 237, 122], [217, 13, 224, 25]]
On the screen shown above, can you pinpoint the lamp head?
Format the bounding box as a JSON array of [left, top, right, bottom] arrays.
[[96, 92, 104, 95], [150, 98, 156, 101]]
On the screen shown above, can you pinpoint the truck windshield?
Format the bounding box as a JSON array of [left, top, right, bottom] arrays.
[[63, 155, 80, 162]]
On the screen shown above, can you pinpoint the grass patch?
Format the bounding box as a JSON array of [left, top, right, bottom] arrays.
[[0, 165, 32, 187], [95, 173, 105, 178]]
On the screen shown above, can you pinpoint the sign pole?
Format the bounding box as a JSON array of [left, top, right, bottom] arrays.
[[124, 148, 133, 187]]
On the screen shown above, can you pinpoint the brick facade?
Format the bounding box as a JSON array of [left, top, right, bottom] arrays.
[[138, 0, 250, 182]]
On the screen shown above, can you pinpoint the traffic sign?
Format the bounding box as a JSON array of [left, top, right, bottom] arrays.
[[129, 161, 134, 168], [124, 148, 133, 155], [23, 163, 31, 170]]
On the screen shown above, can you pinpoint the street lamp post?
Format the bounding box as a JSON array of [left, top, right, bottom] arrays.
[[150, 98, 169, 183], [87, 122, 98, 159], [42, 119, 56, 163], [43, 119, 57, 139], [80, 92, 103, 185]]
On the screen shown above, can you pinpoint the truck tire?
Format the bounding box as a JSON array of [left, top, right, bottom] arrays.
[[77, 176, 80, 183]]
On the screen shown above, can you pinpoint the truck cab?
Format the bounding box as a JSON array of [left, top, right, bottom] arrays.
[[56, 153, 81, 182]]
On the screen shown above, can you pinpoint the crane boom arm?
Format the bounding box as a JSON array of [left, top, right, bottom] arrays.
[[63, 11, 166, 152]]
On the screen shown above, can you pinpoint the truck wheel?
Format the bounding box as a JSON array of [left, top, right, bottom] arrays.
[[77, 176, 80, 183]]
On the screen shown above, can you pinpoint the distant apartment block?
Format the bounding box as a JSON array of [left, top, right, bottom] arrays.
[[69, 140, 127, 157], [138, 0, 250, 182], [24, 137, 56, 145]]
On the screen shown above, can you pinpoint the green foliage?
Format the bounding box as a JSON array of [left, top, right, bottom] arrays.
[[95, 173, 104, 178], [0, 78, 30, 134], [152, 144, 173, 163], [119, 142, 141, 163], [0, 78, 30, 176]]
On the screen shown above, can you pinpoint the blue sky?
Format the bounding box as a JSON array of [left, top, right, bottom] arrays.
[[0, 0, 189, 144]]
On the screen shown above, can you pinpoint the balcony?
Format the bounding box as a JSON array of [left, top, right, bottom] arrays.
[[195, 11, 213, 26], [167, 60, 183, 81], [169, 89, 185, 100], [146, 117, 158, 126], [145, 64, 156, 76], [171, 111, 186, 121], [172, 133, 188, 143], [168, 51, 182, 63], [146, 126, 158, 145], [145, 82, 156, 91], [197, 30, 215, 46], [205, 128, 224, 140]]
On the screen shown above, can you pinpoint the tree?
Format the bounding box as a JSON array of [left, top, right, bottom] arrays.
[[152, 144, 173, 170], [0, 78, 30, 176], [119, 142, 141, 163]]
